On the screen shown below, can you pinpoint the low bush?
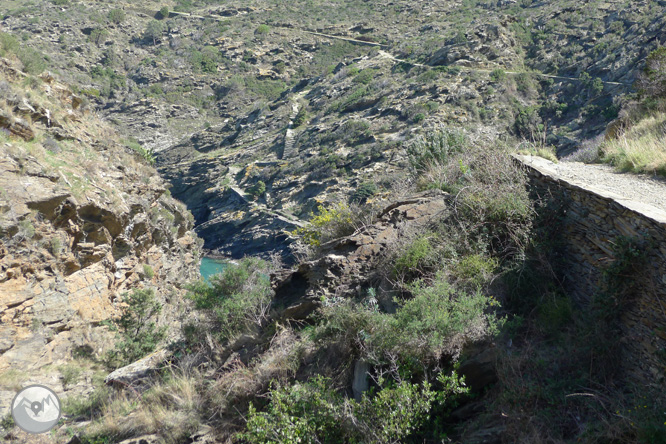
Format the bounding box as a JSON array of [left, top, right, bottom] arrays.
[[393, 234, 438, 281], [351, 181, 377, 203], [292, 203, 355, 247], [186, 258, 272, 342], [105, 289, 166, 368], [243, 373, 465, 444], [247, 180, 266, 199], [366, 273, 500, 364], [125, 139, 155, 165], [108, 8, 126, 24], [255, 24, 270, 35], [406, 127, 467, 174]]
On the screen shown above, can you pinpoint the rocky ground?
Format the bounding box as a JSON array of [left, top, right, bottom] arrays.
[[0, 57, 201, 433]]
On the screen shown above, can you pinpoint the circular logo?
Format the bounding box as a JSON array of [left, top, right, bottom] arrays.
[[11, 385, 61, 434]]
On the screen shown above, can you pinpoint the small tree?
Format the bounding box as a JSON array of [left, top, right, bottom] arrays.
[[89, 27, 108, 45], [159, 6, 170, 19], [490, 68, 506, 82], [108, 8, 126, 24], [255, 24, 270, 35], [144, 20, 166, 45], [106, 289, 166, 368], [637, 47, 666, 98], [248, 180, 266, 199]]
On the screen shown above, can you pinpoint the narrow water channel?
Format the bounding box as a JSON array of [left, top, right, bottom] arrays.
[[199, 257, 228, 281]]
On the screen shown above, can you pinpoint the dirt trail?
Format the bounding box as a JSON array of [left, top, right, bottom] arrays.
[[519, 155, 666, 215]]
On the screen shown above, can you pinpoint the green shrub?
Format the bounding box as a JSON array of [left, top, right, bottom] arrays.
[[451, 254, 499, 289], [18, 47, 46, 75], [366, 273, 500, 363], [637, 47, 666, 98], [393, 235, 437, 280], [292, 203, 355, 247], [143, 264, 155, 279], [186, 258, 271, 342], [293, 106, 307, 127], [108, 8, 126, 24], [490, 68, 506, 82], [59, 364, 82, 388], [0, 32, 19, 57], [353, 68, 377, 85], [414, 112, 427, 123], [190, 49, 218, 74], [255, 24, 270, 35], [62, 385, 112, 419], [351, 181, 377, 203], [144, 20, 166, 45], [243, 77, 287, 101], [406, 127, 467, 174], [243, 375, 443, 444], [247, 180, 266, 199], [89, 28, 108, 45], [105, 289, 166, 368], [159, 6, 170, 19], [50, 237, 62, 256], [124, 139, 155, 165]]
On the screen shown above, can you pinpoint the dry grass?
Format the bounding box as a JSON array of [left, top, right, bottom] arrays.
[[84, 369, 204, 444], [0, 369, 28, 391], [208, 327, 303, 416], [601, 112, 666, 176]]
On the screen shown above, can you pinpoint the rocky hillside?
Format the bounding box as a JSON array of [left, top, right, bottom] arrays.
[[2, 0, 665, 259], [0, 56, 201, 417]]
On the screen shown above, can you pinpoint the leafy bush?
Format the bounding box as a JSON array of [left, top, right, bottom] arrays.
[[105, 289, 166, 368], [637, 47, 666, 98], [247, 180, 266, 199], [143, 264, 155, 279], [0, 32, 48, 75], [255, 24, 270, 35], [351, 181, 377, 203], [353, 68, 377, 85], [292, 106, 307, 127], [393, 234, 438, 281], [406, 127, 467, 174], [125, 139, 155, 165], [108, 8, 126, 24], [89, 28, 108, 45], [243, 375, 448, 444], [365, 273, 500, 363], [159, 6, 170, 19], [186, 258, 272, 342], [292, 203, 355, 247], [144, 20, 166, 45], [490, 68, 506, 82], [190, 49, 218, 74]]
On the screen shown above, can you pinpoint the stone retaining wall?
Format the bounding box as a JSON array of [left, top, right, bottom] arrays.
[[515, 155, 666, 385]]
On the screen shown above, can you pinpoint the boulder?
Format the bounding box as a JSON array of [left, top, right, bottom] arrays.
[[105, 349, 171, 390], [272, 190, 449, 319]]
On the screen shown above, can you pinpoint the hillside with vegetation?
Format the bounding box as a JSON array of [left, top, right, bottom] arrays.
[[1, 0, 666, 442]]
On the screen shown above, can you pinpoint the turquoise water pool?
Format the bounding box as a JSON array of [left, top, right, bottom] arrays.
[[200, 257, 228, 281]]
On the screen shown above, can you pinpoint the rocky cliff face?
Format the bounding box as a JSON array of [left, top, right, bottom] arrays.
[[0, 58, 201, 402]]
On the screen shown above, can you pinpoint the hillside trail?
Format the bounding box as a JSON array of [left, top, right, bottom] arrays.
[[519, 155, 666, 215]]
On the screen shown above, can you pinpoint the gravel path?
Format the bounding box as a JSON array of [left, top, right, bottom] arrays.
[[556, 161, 666, 213], [517, 155, 666, 215]]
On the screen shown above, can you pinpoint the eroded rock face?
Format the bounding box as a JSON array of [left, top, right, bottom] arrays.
[[272, 190, 449, 318], [0, 59, 202, 387]]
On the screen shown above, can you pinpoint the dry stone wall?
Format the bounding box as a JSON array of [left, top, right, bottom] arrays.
[[515, 155, 666, 386]]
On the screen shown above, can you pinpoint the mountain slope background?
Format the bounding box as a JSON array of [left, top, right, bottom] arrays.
[[2, 0, 665, 259], [1, 0, 666, 443]]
